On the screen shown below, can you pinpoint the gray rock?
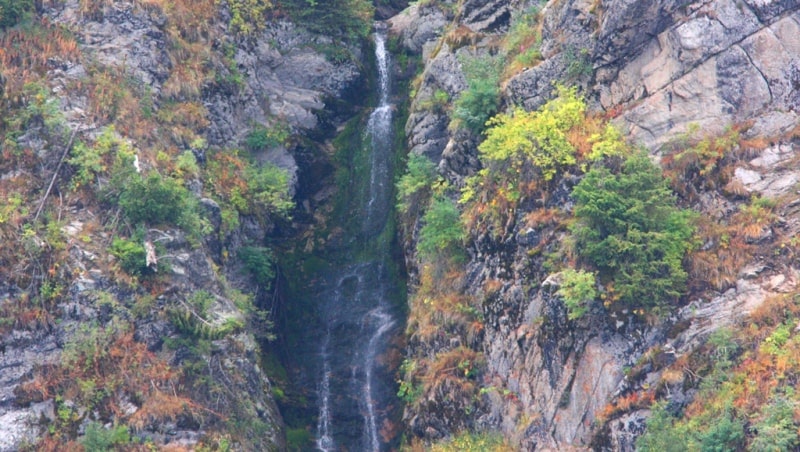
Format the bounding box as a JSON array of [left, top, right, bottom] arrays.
[[734, 167, 762, 186], [388, 3, 449, 54], [506, 55, 568, 111], [406, 111, 450, 161], [606, 410, 650, 452], [461, 0, 512, 32], [743, 0, 798, 21]]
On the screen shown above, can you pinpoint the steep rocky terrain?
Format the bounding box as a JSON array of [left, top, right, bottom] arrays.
[[2, 0, 800, 450], [392, 0, 800, 450], [0, 0, 378, 450]]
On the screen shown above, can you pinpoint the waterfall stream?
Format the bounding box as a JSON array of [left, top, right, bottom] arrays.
[[308, 26, 401, 451]]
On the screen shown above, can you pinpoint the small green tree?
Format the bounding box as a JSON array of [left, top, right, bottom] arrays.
[[238, 246, 276, 289], [556, 268, 597, 320], [396, 153, 438, 216], [418, 197, 465, 263], [81, 422, 130, 452], [0, 0, 33, 29], [571, 151, 695, 310], [244, 162, 293, 219], [452, 54, 502, 133]]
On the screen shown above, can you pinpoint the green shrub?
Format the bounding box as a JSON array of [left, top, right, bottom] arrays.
[[238, 246, 275, 289], [418, 197, 465, 263], [119, 173, 188, 225], [110, 236, 150, 277], [636, 403, 689, 452], [81, 422, 130, 452], [477, 85, 584, 182], [286, 427, 312, 451], [698, 410, 745, 452], [587, 124, 627, 162], [418, 89, 450, 112], [206, 149, 293, 225], [556, 268, 597, 320], [219, 0, 273, 35], [0, 0, 33, 29], [174, 151, 200, 181], [245, 162, 294, 219], [69, 126, 133, 190], [245, 123, 290, 151], [188, 290, 215, 319], [570, 151, 695, 310], [281, 0, 374, 41], [452, 54, 502, 133], [459, 86, 585, 236], [751, 396, 799, 451], [565, 46, 592, 79], [117, 173, 207, 241], [430, 430, 511, 451], [396, 153, 438, 216], [504, 5, 542, 71]]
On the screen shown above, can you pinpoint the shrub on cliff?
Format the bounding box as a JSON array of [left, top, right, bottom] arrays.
[[452, 54, 502, 133], [418, 196, 465, 263], [0, 0, 33, 29], [459, 86, 585, 236], [281, 0, 374, 41], [571, 151, 695, 310], [119, 173, 192, 225], [396, 153, 438, 217], [477, 85, 584, 182]]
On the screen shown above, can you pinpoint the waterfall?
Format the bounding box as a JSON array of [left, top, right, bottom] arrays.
[[363, 29, 393, 237], [310, 25, 400, 451], [316, 332, 334, 452]]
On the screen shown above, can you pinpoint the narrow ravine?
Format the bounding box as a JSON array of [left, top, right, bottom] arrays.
[[287, 24, 404, 451]]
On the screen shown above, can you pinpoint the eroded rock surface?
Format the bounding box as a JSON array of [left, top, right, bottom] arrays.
[[393, 0, 800, 449]]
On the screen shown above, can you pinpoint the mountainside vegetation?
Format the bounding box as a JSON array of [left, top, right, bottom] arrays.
[[394, 0, 800, 449], [0, 0, 381, 449], [2, 0, 800, 450]]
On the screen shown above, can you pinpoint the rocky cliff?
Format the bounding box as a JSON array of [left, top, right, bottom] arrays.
[[0, 1, 375, 450], [392, 0, 800, 449], [2, 0, 800, 450]]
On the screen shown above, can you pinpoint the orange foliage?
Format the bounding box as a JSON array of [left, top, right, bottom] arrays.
[[599, 390, 655, 421], [565, 113, 604, 159], [206, 150, 249, 202], [0, 20, 80, 103], [18, 326, 213, 444], [523, 207, 561, 229]]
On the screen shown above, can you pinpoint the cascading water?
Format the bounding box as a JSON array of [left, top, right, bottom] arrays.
[[363, 29, 394, 238], [297, 24, 402, 451]]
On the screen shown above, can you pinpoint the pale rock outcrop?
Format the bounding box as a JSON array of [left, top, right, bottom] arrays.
[[606, 1, 800, 149]]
